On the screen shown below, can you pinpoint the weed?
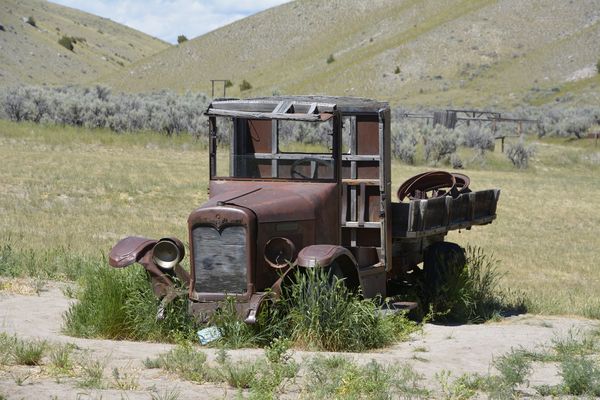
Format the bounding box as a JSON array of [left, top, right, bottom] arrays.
[[304, 355, 428, 399], [77, 354, 107, 389], [210, 297, 265, 348], [111, 366, 139, 390], [10, 371, 32, 386], [157, 344, 207, 383], [150, 387, 181, 400], [13, 337, 46, 365], [436, 370, 476, 400], [48, 343, 75, 374], [559, 356, 600, 396], [493, 349, 532, 388], [265, 337, 293, 364], [221, 361, 257, 388], [143, 357, 162, 369]]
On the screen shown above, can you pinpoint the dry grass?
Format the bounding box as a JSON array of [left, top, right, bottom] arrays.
[[0, 0, 169, 87], [1, 120, 599, 317], [99, 0, 600, 107]]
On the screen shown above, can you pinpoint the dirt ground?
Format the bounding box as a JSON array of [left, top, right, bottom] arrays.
[[0, 283, 597, 399]]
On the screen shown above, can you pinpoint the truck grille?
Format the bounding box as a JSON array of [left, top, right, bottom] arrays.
[[192, 225, 248, 294]]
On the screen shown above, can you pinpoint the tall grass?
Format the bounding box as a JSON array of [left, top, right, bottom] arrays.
[[269, 268, 419, 352], [63, 264, 197, 342], [424, 246, 527, 323]]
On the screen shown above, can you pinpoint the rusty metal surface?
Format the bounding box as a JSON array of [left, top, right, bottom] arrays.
[[397, 171, 472, 201], [108, 236, 156, 268], [296, 244, 357, 268]]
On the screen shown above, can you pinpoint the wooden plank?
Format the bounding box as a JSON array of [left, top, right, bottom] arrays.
[[342, 179, 379, 185]]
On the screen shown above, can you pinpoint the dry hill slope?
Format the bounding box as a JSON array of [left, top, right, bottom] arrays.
[[100, 0, 600, 107], [0, 0, 169, 87]]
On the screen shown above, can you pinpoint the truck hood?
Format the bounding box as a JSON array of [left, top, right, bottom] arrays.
[[196, 181, 338, 223]]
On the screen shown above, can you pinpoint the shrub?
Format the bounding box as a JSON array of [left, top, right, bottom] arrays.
[[326, 53, 335, 64], [2, 87, 27, 121], [177, 35, 188, 44], [224, 79, 233, 88], [559, 356, 600, 396], [506, 139, 535, 169], [26, 16, 36, 27], [58, 35, 74, 51], [460, 126, 495, 153], [423, 125, 458, 165], [0, 85, 210, 137], [597, 59, 600, 74], [394, 66, 401, 74], [239, 79, 252, 91], [391, 120, 418, 164]]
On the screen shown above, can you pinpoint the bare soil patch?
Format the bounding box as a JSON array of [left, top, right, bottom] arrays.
[[0, 284, 597, 399]]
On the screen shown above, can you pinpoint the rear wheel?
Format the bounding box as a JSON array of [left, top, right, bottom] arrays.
[[419, 241, 467, 316]]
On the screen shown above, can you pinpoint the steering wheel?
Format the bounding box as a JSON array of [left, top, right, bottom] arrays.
[[290, 157, 331, 179]]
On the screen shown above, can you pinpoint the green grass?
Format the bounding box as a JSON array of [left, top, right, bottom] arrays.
[[270, 267, 419, 351], [63, 264, 197, 342]]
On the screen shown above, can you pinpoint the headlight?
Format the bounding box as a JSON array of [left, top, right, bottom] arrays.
[[153, 238, 185, 269], [264, 237, 296, 269]]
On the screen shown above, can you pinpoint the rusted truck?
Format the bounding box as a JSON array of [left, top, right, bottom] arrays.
[[109, 96, 499, 322]]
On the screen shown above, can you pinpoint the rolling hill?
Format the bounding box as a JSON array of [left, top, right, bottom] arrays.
[[99, 0, 600, 107], [0, 0, 169, 87]]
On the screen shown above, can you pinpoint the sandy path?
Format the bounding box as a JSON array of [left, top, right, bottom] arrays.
[[0, 285, 597, 399]]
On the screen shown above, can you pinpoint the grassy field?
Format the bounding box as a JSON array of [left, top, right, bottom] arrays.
[[1, 120, 599, 317]]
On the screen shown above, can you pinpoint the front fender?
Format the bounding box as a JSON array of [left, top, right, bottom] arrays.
[[109, 236, 189, 297], [296, 244, 357, 268]]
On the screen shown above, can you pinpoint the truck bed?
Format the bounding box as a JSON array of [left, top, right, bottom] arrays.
[[391, 189, 500, 239]]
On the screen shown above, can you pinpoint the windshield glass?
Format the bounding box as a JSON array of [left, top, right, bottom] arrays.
[[211, 117, 336, 181]]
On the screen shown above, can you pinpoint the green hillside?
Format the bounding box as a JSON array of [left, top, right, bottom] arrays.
[[0, 0, 169, 86], [100, 0, 600, 107]]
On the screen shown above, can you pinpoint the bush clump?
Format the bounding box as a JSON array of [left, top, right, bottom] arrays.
[[177, 35, 188, 44], [26, 16, 36, 27], [326, 53, 335, 64], [0, 85, 210, 137], [506, 139, 535, 169], [239, 79, 252, 91], [423, 125, 459, 165], [58, 35, 75, 51]]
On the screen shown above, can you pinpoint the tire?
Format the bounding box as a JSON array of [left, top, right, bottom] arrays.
[[420, 241, 467, 313]]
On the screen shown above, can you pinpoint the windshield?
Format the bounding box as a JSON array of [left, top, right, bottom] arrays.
[[210, 116, 337, 181]]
